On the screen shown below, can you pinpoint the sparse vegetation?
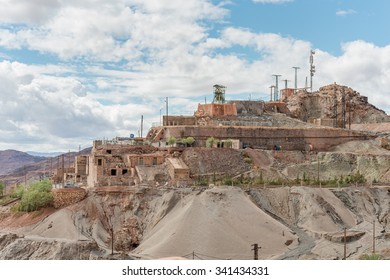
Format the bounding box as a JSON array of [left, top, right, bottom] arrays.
[[185, 137, 195, 147], [196, 176, 209, 186], [359, 253, 382, 260], [15, 179, 53, 212], [224, 139, 233, 148], [217, 170, 370, 189], [206, 137, 217, 148], [167, 136, 177, 147], [0, 180, 4, 197], [11, 184, 25, 199]]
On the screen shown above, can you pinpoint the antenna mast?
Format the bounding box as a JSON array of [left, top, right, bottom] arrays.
[[292, 66, 300, 92], [272, 74, 282, 101], [310, 50, 316, 93]]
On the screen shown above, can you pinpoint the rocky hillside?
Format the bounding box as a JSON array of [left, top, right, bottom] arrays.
[[0, 150, 46, 176], [0, 148, 92, 187], [1, 185, 390, 260], [285, 84, 390, 125]]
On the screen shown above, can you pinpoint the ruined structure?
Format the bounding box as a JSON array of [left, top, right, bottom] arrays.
[[68, 83, 386, 188], [148, 84, 376, 152], [86, 140, 165, 188], [68, 138, 191, 188]]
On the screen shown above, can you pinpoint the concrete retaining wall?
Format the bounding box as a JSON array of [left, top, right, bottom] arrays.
[[163, 126, 372, 151]]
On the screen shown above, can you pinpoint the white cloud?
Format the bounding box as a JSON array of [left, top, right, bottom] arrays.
[[0, 1, 389, 152], [315, 41, 390, 111], [0, 0, 227, 61], [252, 0, 293, 4], [0, 0, 61, 25], [0, 61, 156, 151], [336, 9, 357, 16]]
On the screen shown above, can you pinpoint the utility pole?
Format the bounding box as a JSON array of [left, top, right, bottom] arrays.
[[165, 97, 169, 126], [62, 155, 65, 187], [343, 227, 347, 260], [373, 219, 376, 254], [310, 50, 316, 93], [281, 79, 290, 101], [24, 165, 27, 186], [333, 86, 338, 128], [317, 153, 320, 184], [348, 95, 352, 130], [272, 75, 282, 101], [252, 243, 260, 260], [282, 79, 290, 89], [342, 88, 346, 129], [111, 227, 114, 255], [140, 115, 143, 138], [57, 156, 60, 185], [292, 66, 300, 92], [269, 85, 275, 101]]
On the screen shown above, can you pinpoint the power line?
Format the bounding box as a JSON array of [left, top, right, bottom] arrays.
[[180, 251, 229, 260], [195, 252, 223, 260]]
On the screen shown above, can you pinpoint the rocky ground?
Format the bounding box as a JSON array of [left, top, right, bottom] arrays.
[[1, 183, 390, 260], [2, 138, 390, 260], [2, 83, 390, 260]]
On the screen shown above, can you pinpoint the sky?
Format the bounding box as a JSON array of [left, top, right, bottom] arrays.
[[0, 0, 390, 152]]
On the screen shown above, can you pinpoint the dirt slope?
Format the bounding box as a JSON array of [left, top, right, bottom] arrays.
[[133, 186, 297, 259], [2, 185, 390, 260]]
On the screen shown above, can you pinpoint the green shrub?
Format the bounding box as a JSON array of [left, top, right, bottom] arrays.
[[224, 139, 233, 148], [167, 136, 176, 147], [268, 178, 284, 186], [206, 137, 216, 148], [17, 180, 53, 212], [196, 177, 209, 186], [11, 184, 25, 199], [360, 254, 382, 260], [185, 137, 195, 146], [222, 177, 233, 186], [0, 181, 4, 197]]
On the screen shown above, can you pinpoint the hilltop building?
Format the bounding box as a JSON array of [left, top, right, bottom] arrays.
[[67, 83, 384, 188]]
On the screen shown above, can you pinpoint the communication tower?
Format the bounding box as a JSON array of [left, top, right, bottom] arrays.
[[310, 50, 316, 93]]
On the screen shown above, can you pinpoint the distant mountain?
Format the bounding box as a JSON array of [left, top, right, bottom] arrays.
[[26, 151, 64, 157], [0, 147, 92, 186], [0, 150, 46, 176]]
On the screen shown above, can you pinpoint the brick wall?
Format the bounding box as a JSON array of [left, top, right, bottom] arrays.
[[196, 103, 237, 117]]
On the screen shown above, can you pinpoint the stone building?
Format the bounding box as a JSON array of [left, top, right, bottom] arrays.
[[84, 140, 165, 188]]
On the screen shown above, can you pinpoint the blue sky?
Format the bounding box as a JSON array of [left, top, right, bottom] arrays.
[[0, 0, 389, 152], [227, 0, 390, 55]]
